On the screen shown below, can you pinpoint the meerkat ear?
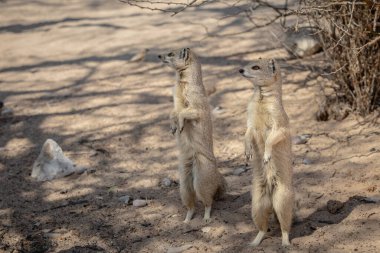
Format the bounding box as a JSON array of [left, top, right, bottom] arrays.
[[269, 58, 276, 73], [180, 48, 190, 62]]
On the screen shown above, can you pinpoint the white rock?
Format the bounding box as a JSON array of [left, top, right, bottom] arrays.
[[133, 199, 147, 207], [303, 158, 312, 165], [233, 167, 247, 176], [161, 177, 172, 187], [31, 139, 78, 181], [212, 106, 224, 115], [167, 244, 192, 253], [292, 134, 311, 145], [284, 27, 322, 58], [118, 195, 131, 204]]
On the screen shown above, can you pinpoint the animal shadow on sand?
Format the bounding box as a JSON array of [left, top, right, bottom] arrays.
[[291, 195, 377, 239]]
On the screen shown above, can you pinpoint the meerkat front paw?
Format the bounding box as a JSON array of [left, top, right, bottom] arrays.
[[244, 143, 253, 162], [203, 217, 211, 223], [183, 209, 195, 223], [170, 120, 178, 135], [245, 149, 253, 162], [263, 151, 272, 164], [170, 111, 179, 135], [245, 141, 253, 161], [178, 116, 185, 134]]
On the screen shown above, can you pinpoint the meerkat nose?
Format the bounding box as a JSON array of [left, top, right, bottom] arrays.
[[158, 55, 162, 59], [239, 69, 244, 74]]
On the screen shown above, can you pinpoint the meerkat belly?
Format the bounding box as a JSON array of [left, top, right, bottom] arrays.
[[252, 106, 272, 153], [252, 105, 280, 191], [185, 117, 214, 163]]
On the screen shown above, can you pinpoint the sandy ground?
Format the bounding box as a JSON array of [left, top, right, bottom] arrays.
[[0, 1, 379, 252]]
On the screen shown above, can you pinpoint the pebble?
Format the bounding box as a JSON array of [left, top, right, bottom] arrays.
[[292, 134, 311, 145], [212, 106, 224, 115], [133, 199, 147, 207], [302, 158, 312, 165], [327, 200, 344, 214], [167, 244, 192, 253], [233, 167, 247, 176], [1, 107, 13, 117], [118, 195, 131, 204], [161, 177, 172, 187], [42, 228, 70, 239]]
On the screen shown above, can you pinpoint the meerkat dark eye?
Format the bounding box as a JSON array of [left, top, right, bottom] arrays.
[[251, 65, 260, 70], [168, 52, 175, 57]]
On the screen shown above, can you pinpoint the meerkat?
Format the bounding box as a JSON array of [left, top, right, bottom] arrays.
[[158, 48, 226, 223], [239, 58, 294, 247]]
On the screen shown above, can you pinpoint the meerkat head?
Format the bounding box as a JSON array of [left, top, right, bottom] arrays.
[[158, 48, 192, 71], [239, 58, 279, 86]]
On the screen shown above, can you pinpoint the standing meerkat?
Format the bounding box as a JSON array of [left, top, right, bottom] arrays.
[[239, 58, 294, 247], [158, 48, 226, 223]]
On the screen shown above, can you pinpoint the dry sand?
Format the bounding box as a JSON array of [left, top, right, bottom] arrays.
[[0, 1, 379, 252]]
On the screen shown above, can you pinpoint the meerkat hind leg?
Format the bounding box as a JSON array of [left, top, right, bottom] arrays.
[[281, 231, 290, 246], [203, 206, 212, 222], [272, 186, 293, 247], [179, 159, 196, 223], [184, 208, 195, 223], [250, 187, 271, 247], [249, 230, 266, 247]]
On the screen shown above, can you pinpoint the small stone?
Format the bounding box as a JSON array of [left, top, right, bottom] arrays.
[[201, 226, 211, 233], [133, 199, 147, 207], [326, 200, 344, 214], [284, 27, 322, 58], [212, 106, 224, 115], [302, 158, 312, 165], [292, 134, 311, 145], [233, 167, 247, 176], [45, 228, 70, 239], [119, 195, 132, 204], [1, 107, 13, 117], [167, 244, 192, 253], [161, 178, 172, 187]]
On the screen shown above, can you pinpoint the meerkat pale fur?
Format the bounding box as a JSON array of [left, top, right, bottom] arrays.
[[239, 58, 294, 247], [158, 48, 226, 223]]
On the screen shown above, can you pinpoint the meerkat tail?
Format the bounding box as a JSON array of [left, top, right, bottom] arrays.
[[214, 175, 227, 200]]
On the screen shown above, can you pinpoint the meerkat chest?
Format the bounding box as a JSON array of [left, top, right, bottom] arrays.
[[252, 103, 273, 135], [173, 83, 189, 111]]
